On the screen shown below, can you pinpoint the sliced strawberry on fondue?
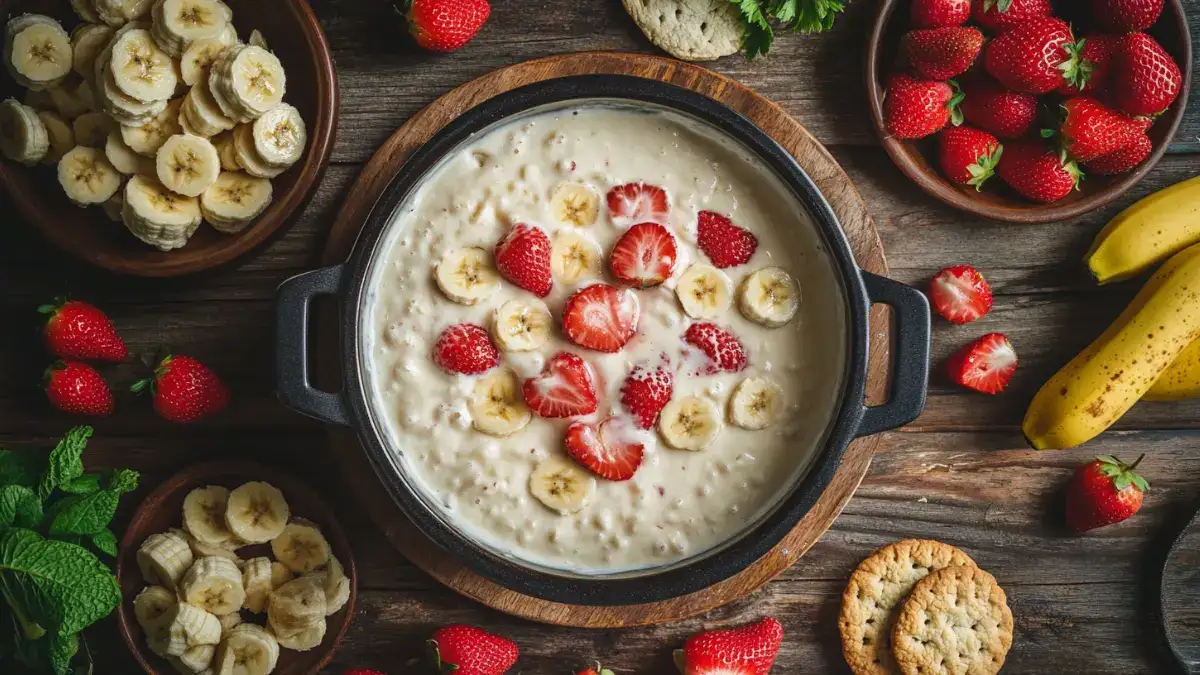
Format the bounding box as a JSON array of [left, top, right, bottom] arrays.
[[607, 182, 670, 227], [494, 222, 553, 297], [565, 418, 645, 481], [620, 355, 674, 429], [683, 322, 747, 375], [562, 283, 640, 353], [433, 323, 499, 375], [523, 352, 598, 418], [609, 222, 679, 287], [697, 210, 758, 268]]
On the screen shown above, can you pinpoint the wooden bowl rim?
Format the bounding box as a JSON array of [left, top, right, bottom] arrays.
[[865, 0, 1193, 224], [0, 0, 339, 276], [115, 459, 357, 675]]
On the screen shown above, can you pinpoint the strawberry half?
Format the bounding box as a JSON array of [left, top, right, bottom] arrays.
[[620, 355, 674, 429], [607, 182, 669, 227], [609, 222, 678, 287], [697, 211, 758, 269], [406, 0, 491, 52], [39, 299, 127, 362], [562, 284, 639, 353], [947, 333, 1018, 394], [929, 265, 994, 324], [428, 625, 518, 675], [1083, 132, 1152, 175], [683, 323, 747, 375], [883, 73, 961, 140], [495, 222, 553, 297], [523, 352, 598, 418], [45, 361, 114, 416], [938, 127, 1002, 189], [565, 418, 645, 481], [902, 26, 985, 80], [433, 323, 499, 375], [674, 617, 784, 675], [576, 665, 616, 675]]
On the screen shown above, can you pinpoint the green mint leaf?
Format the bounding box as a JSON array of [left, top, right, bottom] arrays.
[[0, 528, 121, 636], [91, 530, 118, 558], [48, 630, 79, 675], [0, 486, 43, 529], [37, 427, 93, 502], [0, 449, 43, 489], [731, 0, 773, 58], [48, 490, 121, 537], [772, 0, 844, 33], [105, 469, 139, 495], [58, 475, 101, 495]]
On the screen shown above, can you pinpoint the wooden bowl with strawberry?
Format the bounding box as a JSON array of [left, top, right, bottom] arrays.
[[867, 0, 1192, 223]]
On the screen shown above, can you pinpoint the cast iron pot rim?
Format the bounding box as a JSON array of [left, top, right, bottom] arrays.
[[337, 75, 872, 606]]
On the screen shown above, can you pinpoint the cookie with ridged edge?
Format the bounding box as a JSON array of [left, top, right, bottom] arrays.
[[621, 0, 742, 61], [839, 539, 978, 675], [891, 564, 1013, 675]]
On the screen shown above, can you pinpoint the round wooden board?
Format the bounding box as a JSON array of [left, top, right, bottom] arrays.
[[317, 52, 891, 628]]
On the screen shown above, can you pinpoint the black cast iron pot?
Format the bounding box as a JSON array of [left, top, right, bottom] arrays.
[[275, 75, 931, 606]]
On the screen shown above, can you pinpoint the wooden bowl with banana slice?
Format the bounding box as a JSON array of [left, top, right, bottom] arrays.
[[116, 461, 356, 675], [0, 0, 336, 276]]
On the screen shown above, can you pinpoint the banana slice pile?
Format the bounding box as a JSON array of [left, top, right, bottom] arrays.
[[1, 3, 308, 251], [134, 481, 351, 673]]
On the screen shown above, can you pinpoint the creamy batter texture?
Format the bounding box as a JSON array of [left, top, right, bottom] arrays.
[[364, 103, 848, 573]]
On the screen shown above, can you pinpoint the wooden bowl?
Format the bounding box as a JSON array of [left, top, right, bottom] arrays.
[[0, 0, 337, 276], [866, 0, 1192, 223], [116, 461, 356, 675]]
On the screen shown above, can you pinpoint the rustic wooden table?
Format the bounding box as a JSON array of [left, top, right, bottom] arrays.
[[2, 1, 1199, 673]]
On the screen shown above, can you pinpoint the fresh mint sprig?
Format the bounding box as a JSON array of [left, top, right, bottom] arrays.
[[730, 0, 846, 59]]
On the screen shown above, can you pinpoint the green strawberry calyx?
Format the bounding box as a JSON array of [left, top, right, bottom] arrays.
[[947, 79, 965, 127], [1058, 39, 1091, 92], [967, 144, 1004, 191], [1096, 455, 1150, 494], [983, 0, 1015, 12]]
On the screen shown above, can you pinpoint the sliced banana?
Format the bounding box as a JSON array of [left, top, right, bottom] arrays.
[[273, 618, 325, 652], [6, 20, 72, 91], [551, 182, 600, 227], [178, 644, 216, 673], [314, 556, 350, 616], [122, 98, 183, 155], [270, 520, 330, 574], [267, 576, 326, 635], [529, 456, 595, 515], [5, 14, 58, 43], [216, 45, 285, 119], [183, 531, 243, 565], [95, 0, 155, 27], [163, 601, 222, 649], [71, 0, 103, 23], [182, 485, 235, 546], [73, 110, 116, 147], [158, 0, 229, 45], [180, 556, 246, 615], [215, 623, 279, 675], [675, 263, 733, 319], [110, 28, 177, 103], [550, 230, 603, 284], [105, 129, 154, 174], [435, 246, 500, 305], [180, 37, 226, 86], [122, 174, 202, 250], [201, 171, 272, 233], [38, 111, 74, 165], [0, 99, 49, 165], [72, 24, 114, 76], [241, 556, 274, 613], [659, 395, 723, 451], [213, 130, 238, 170], [231, 123, 283, 178], [156, 133, 220, 196], [250, 102, 304, 169], [134, 585, 178, 632], [729, 377, 784, 430], [59, 145, 122, 205], [183, 76, 235, 136], [225, 481, 289, 544], [470, 369, 532, 437], [47, 79, 93, 119], [739, 266, 800, 328], [271, 561, 294, 587], [217, 611, 242, 636], [247, 29, 267, 50], [491, 299, 552, 352], [98, 52, 169, 124]]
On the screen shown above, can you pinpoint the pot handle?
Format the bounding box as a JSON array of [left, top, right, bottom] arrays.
[[856, 272, 931, 438], [275, 265, 351, 426]]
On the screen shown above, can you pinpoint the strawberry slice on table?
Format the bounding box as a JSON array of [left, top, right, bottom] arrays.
[[996, 138, 1082, 203], [45, 361, 113, 416], [984, 17, 1082, 94], [929, 265, 994, 324], [1092, 0, 1164, 33], [1065, 455, 1149, 533], [609, 222, 678, 287], [946, 333, 1018, 395], [523, 352, 598, 418], [39, 299, 127, 362], [132, 355, 230, 422], [902, 26, 985, 80], [406, 0, 491, 52], [911, 0, 970, 28], [495, 222, 553, 297], [674, 617, 783, 675], [565, 418, 645, 481], [432, 323, 499, 375], [683, 322, 748, 375], [938, 127, 1002, 189], [1112, 33, 1182, 117], [1058, 96, 1151, 162], [1058, 35, 1123, 95], [883, 73, 961, 140], [428, 624, 518, 675], [576, 664, 616, 675], [562, 284, 640, 353], [620, 355, 674, 429], [959, 77, 1038, 139], [607, 182, 669, 227], [1083, 132, 1153, 175], [972, 0, 1053, 34], [697, 210, 758, 268]]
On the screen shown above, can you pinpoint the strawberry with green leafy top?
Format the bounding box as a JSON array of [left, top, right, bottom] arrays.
[[1058, 35, 1123, 95], [40, 299, 127, 363], [428, 624, 518, 675], [45, 361, 114, 416], [1065, 455, 1149, 532], [902, 26, 985, 80], [984, 17, 1083, 94], [133, 355, 229, 423], [1084, 132, 1152, 174], [884, 73, 962, 139], [1057, 96, 1151, 162], [938, 126, 1003, 189], [405, 0, 490, 52], [911, 0, 971, 28], [996, 138, 1082, 203], [972, 0, 1052, 34]]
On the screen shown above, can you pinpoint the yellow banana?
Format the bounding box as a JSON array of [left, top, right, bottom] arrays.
[[1085, 175, 1200, 285], [1146, 339, 1200, 401], [1024, 242, 1200, 450]]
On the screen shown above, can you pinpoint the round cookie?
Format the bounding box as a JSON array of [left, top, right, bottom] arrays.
[[622, 0, 743, 62], [839, 539, 978, 675], [891, 565, 1014, 675]]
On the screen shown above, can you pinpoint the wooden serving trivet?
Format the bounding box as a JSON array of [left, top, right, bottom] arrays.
[[317, 52, 891, 628]]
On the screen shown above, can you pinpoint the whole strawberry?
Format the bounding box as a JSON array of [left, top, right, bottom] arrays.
[[1092, 0, 1164, 33], [972, 0, 1052, 34], [577, 665, 615, 675], [46, 361, 114, 416], [428, 625, 518, 675], [132, 355, 229, 423], [911, 0, 970, 28], [1057, 35, 1124, 96], [883, 73, 961, 139], [959, 77, 1038, 138], [675, 617, 783, 675], [903, 26, 985, 80], [39, 299, 127, 362], [406, 0, 490, 52], [1059, 97, 1150, 162], [1084, 132, 1152, 174], [938, 126, 1002, 189], [997, 139, 1082, 203], [1065, 455, 1149, 532], [985, 17, 1082, 94], [1112, 33, 1182, 116]]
